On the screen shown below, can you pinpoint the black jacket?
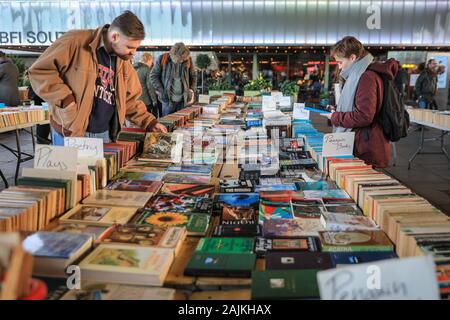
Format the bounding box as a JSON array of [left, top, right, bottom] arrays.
[[415, 69, 437, 98]]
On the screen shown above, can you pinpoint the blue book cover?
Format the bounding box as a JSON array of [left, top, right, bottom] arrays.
[[216, 193, 260, 207], [166, 164, 212, 175], [330, 252, 398, 267], [23, 232, 92, 259]]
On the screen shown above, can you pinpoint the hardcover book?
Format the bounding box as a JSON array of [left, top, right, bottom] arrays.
[[319, 231, 394, 252], [320, 212, 378, 232], [213, 224, 262, 237], [195, 237, 255, 254], [184, 252, 256, 277], [139, 132, 183, 163], [99, 224, 186, 252], [132, 209, 210, 236], [159, 183, 215, 198], [59, 205, 137, 226], [265, 252, 333, 270], [83, 190, 152, 208], [78, 244, 174, 286], [106, 179, 163, 193], [146, 195, 213, 215], [263, 219, 322, 238], [254, 237, 319, 257], [251, 269, 320, 299]]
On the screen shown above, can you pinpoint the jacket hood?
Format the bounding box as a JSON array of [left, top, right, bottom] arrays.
[[367, 58, 399, 80]]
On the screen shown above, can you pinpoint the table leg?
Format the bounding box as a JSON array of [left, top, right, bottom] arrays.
[[14, 129, 22, 185], [408, 125, 424, 170], [31, 126, 36, 153], [0, 169, 8, 188]]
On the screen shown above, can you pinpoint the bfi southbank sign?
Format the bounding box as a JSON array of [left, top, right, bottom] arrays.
[[0, 0, 449, 47]]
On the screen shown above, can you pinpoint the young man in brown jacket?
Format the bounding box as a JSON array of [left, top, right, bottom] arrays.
[[28, 11, 167, 145]]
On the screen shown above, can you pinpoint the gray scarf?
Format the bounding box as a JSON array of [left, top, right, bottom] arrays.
[[333, 53, 374, 133]]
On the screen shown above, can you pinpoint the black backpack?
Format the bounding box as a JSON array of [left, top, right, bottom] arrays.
[[375, 71, 410, 142]]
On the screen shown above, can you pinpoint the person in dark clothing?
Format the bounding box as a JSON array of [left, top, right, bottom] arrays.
[[27, 83, 51, 144], [393, 60, 408, 98], [150, 42, 197, 116], [415, 59, 438, 110], [133, 53, 160, 118], [0, 51, 20, 106]]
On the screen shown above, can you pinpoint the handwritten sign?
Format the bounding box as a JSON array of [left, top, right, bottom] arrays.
[[293, 103, 310, 120], [279, 96, 292, 107], [198, 94, 211, 104], [64, 137, 104, 159], [317, 256, 440, 300], [262, 96, 276, 111], [34, 145, 78, 172], [322, 132, 355, 157]]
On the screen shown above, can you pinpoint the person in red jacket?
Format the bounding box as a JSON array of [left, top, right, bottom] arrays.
[[322, 36, 398, 168]]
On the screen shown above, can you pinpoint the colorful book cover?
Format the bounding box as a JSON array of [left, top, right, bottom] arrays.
[[160, 183, 215, 198], [302, 189, 351, 200], [221, 204, 256, 222], [51, 224, 109, 241], [146, 195, 212, 214], [295, 180, 338, 191], [114, 171, 165, 182], [79, 244, 174, 285], [291, 199, 325, 219], [263, 219, 321, 238], [216, 193, 260, 208], [60, 205, 137, 226], [106, 179, 163, 193], [139, 132, 183, 163], [23, 231, 92, 259], [259, 199, 294, 221], [166, 164, 212, 175], [163, 173, 211, 185], [133, 210, 209, 236], [213, 224, 261, 237], [100, 224, 185, 249], [255, 237, 319, 257], [323, 204, 363, 216], [320, 212, 379, 232]]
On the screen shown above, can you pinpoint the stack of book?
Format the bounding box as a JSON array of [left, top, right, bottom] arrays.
[[0, 106, 48, 128]]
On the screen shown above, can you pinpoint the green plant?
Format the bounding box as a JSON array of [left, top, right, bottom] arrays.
[[320, 92, 330, 99], [280, 80, 299, 96], [196, 54, 212, 94], [196, 54, 211, 70], [208, 77, 234, 91], [243, 74, 272, 91]]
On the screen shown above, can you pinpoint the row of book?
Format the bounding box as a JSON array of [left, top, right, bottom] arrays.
[[0, 106, 48, 128], [325, 156, 450, 299], [407, 107, 450, 129]]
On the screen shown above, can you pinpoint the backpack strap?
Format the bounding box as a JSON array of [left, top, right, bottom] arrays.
[[161, 52, 169, 70]]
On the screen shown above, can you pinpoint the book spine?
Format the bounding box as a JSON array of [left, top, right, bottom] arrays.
[[322, 245, 394, 252]]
